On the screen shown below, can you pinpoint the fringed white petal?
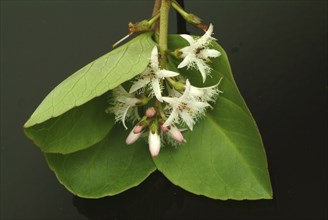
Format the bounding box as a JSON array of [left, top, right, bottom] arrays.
[[157, 69, 180, 78], [162, 96, 175, 105], [180, 34, 196, 45], [189, 84, 221, 102], [195, 58, 209, 83], [180, 110, 194, 130], [129, 78, 150, 93], [163, 110, 178, 128], [150, 46, 159, 72], [188, 101, 210, 110], [181, 79, 191, 100], [151, 78, 163, 102], [189, 85, 205, 97], [177, 54, 193, 69], [121, 105, 131, 130], [199, 48, 221, 58], [197, 23, 216, 47], [113, 85, 129, 96]]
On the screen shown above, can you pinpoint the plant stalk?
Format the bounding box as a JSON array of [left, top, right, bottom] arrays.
[[172, 0, 189, 18], [152, 0, 162, 16], [151, 0, 161, 31], [159, 0, 171, 66]]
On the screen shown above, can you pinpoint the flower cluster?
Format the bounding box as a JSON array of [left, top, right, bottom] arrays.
[[108, 24, 222, 157]]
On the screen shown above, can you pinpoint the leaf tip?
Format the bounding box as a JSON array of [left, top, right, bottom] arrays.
[[23, 119, 31, 128]]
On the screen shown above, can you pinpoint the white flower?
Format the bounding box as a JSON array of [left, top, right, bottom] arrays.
[[189, 77, 223, 102], [162, 80, 210, 130], [177, 24, 221, 83], [149, 131, 161, 157], [129, 46, 180, 102], [108, 86, 140, 130]]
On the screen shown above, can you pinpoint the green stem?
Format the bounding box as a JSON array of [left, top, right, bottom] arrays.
[[171, 0, 189, 18], [171, 0, 204, 30], [152, 0, 162, 16], [155, 100, 167, 121], [151, 0, 161, 32], [148, 12, 160, 26], [159, 0, 171, 67], [166, 77, 185, 91]]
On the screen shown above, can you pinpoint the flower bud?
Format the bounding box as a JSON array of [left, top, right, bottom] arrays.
[[146, 107, 156, 118], [148, 131, 161, 157], [169, 126, 186, 143], [126, 128, 142, 145], [161, 125, 170, 133], [133, 124, 144, 134]]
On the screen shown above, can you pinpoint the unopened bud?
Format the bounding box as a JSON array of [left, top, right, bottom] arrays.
[[133, 124, 144, 134], [169, 126, 186, 143], [126, 127, 142, 145], [161, 125, 170, 133], [146, 107, 156, 118], [148, 131, 161, 157]]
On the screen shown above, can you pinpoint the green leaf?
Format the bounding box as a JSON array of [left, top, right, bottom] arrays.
[[153, 35, 272, 200], [46, 125, 156, 198], [24, 94, 114, 154], [24, 33, 155, 128]]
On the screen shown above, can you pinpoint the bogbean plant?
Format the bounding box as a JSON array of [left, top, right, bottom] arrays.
[[24, 0, 272, 200]]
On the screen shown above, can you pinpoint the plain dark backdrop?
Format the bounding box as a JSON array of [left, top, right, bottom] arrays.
[[1, 1, 327, 220]]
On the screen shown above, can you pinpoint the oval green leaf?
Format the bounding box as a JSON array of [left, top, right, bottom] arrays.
[[46, 125, 156, 198], [24, 94, 114, 154], [153, 36, 272, 200], [24, 33, 155, 128]]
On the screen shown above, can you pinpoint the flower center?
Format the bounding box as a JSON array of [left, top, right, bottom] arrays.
[[178, 102, 187, 111], [195, 47, 202, 55], [178, 102, 193, 115], [149, 71, 156, 80]]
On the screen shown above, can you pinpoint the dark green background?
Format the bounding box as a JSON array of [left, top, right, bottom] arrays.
[[1, 1, 326, 219]]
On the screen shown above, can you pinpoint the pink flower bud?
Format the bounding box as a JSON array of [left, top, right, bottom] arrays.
[[148, 131, 161, 157], [133, 124, 144, 134], [146, 107, 156, 118], [161, 125, 170, 133], [169, 126, 186, 143], [126, 128, 142, 145]]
